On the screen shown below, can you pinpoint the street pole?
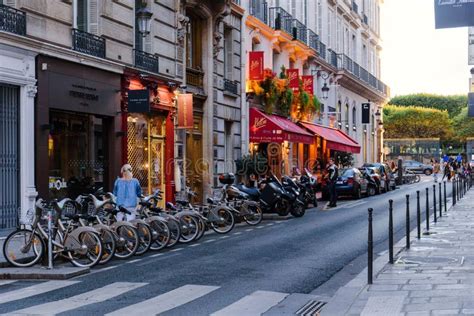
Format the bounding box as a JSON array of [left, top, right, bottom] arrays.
[[405, 195, 410, 249], [368, 208, 373, 284], [47, 208, 53, 270], [416, 191, 421, 239], [444, 181, 447, 213], [424, 187, 430, 235], [439, 182, 442, 218], [388, 200, 394, 264], [433, 185, 437, 223]]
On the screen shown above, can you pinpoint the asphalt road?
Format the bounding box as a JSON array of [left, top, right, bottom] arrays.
[[0, 176, 454, 315]]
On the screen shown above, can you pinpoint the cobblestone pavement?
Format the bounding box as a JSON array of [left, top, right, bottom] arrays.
[[322, 186, 474, 316]]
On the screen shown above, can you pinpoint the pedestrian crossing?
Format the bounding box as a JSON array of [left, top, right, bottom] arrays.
[[0, 280, 302, 315]]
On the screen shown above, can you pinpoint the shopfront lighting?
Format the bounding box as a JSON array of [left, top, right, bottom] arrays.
[[136, 7, 153, 37], [375, 109, 381, 117]]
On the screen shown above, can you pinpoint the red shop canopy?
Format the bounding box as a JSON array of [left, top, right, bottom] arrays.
[[299, 121, 361, 154], [249, 108, 313, 144]]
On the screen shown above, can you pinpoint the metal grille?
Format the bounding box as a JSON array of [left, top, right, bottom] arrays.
[[127, 118, 148, 191], [0, 84, 19, 229], [295, 300, 327, 316]]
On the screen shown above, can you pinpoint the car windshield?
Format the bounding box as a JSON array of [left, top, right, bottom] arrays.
[[341, 169, 354, 177]]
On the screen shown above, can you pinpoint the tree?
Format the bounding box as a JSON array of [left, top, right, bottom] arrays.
[[388, 93, 466, 118], [383, 105, 454, 140], [452, 107, 474, 141]]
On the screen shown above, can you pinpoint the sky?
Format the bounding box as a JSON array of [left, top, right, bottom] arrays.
[[381, 0, 471, 97]]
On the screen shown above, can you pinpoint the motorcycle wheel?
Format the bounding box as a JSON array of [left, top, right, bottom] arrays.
[[275, 200, 290, 216], [290, 203, 306, 218], [243, 205, 263, 226]]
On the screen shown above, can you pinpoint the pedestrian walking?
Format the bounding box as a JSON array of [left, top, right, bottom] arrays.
[[327, 158, 338, 208], [113, 164, 142, 221], [433, 160, 440, 183]]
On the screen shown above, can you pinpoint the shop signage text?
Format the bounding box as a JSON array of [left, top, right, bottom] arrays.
[[249, 51, 264, 80], [128, 89, 150, 113], [287, 69, 299, 89], [302, 75, 314, 95], [177, 94, 194, 129], [435, 0, 474, 29], [362, 103, 371, 124]]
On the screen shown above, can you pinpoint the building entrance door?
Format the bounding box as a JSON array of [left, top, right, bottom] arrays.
[[0, 84, 19, 229], [185, 115, 203, 203]]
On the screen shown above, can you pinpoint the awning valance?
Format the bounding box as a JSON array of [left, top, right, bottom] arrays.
[[249, 108, 313, 144], [299, 121, 361, 154]]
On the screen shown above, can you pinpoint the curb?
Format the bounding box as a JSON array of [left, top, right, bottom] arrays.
[[0, 265, 90, 280]]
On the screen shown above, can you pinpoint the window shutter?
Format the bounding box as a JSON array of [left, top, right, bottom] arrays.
[[5, 0, 16, 7], [88, 0, 99, 34], [144, 33, 152, 53], [225, 29, 233, 80]]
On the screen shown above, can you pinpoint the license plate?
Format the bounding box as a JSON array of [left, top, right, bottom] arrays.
[[336, 181, 343, 184]]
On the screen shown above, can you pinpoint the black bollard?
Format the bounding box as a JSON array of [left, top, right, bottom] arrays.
[[388, 200, 394, 264], [416, 191, 421, 239], [406, 195, 410, 249], [439, 183, 442, 218], [433, 185, 437, 223], [444, 181, 447, 213], [424, 187, 430, 234], [368, 208, 373, 284], [453, 179, 456, 206]]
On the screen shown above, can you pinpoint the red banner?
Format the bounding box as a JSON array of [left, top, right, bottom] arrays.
[[249, 51, 264, 80], [301, 75, 314, 95], [287, 69, 299, 89], [177, 94, 193, 129]]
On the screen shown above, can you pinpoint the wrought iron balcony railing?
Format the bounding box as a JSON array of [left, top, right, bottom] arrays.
[[0, 4, 26, 36], [363, 14, 368, 25], [186, 67, 204, 88], [224, 79, 238, 95], [292, 18, 307, 44], [134, 49, 159, 74], [351, 1, 359, 14], [318, 41, 327, 60], [249, 0, 268, 24], [328, 50, 340, 68], [232, 0, 241, 5], [72, 29, 106, 59], [269, 7, 292, 35], [339, 53, 387, 95], [307, 29, 319, 52]]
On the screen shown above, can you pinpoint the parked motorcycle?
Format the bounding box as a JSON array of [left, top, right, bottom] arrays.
[[296, 168, 318, 208]]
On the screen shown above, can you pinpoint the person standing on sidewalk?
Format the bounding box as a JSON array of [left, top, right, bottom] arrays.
[[113, 164, 142, 221], [433, 160, 440, 183], [327, 158, 338, 208]]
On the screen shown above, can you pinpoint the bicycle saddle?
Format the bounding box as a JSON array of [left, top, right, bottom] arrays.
[[89, 194, 110, 210], [54, 198, 73, 211]]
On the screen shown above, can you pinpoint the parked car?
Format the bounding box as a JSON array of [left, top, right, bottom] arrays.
[[360, 167, 383, 194], [335, 168, 373, 199], [403, 160, 433, 175], [361, 162, 392, 192]]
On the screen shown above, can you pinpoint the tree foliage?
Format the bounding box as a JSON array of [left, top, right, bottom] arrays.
[[383, 105, 454, 140], [452, 107, 474, 140], [388, 93, 466, 118]]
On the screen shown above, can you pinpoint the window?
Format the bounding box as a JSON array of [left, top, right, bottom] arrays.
[[327, 9, 333, 48], [345, 103, 349, 131], [337, 101, 342, 128], [224, 121, 234, 170], [317, 0, 323, 36], [336, 18, 342, 52], [186, 14, 203, 69], [77, 0, 88, 32], [352, 105, 357, 125], [224, 26, 233, 80]]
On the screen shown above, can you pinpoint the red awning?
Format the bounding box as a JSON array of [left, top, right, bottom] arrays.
[[249, 108, 313, 144], [299, 121, 361, 154]]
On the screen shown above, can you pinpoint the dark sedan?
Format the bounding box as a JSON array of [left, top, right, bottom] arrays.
[[335, 168, 371, 199]]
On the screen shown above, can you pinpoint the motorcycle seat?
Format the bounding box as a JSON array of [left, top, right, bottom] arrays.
[[236, 184, 260, 199], [176, 199, 188, 206]]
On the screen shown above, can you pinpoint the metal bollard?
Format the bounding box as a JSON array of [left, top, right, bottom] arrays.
[[368, 208, 373, 284], [453, 179, 456, 206], [389, 200, 394, 264], [444, 181, 447, 213], [439, 183, 442, 218], [433, 185, 437, 223], [416, 191, 421, 239], [424, 187, 430, 234], [406, 195, 410, 249], [47, 208, 53, 270]]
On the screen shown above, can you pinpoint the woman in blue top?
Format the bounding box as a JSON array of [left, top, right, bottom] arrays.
[[113, 164, 142, 221]]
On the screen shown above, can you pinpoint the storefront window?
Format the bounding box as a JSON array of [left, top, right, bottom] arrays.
[[48, 111, 106, 199]]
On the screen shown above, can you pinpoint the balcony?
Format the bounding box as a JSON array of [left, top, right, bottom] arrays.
[[362, 13, 368, 25], [292, 18, 307, 44], [307, 29, 319, 52], [134, 49, 159, 74], [351, 1, 359, 14], [186, 67, 204, 88], [224, 79, 238, 95], [339, 53, 387, 95], [249, 0, 268, 25], [72, 29, 106, 59], [318, 41, 327, 60], [328, 50, 340, 68], [0, 4, 26, 36], [232, 0, 241, 5], [269, 7, 292, 35]]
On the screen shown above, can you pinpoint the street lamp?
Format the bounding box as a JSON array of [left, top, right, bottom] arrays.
[[136, 7, 153, 37], [321, 82, 330, 100], [311, 69, 331, 100]]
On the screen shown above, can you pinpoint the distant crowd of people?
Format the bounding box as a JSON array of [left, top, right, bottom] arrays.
[[434, 154, 472, 183]]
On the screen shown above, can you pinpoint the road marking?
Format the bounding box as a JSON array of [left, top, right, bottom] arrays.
[[266, 223, 274, 226], [0, 281, 79, 304], [245, 229, 253, 232], [106, 284, 219, 315], [256, 226, 264, 229], [11, 282, 146, 315], [232, 232, 242, 236], [170, 248, 183, 252], [88, 265, 118, 275], [0, 280, 16, 286], [211, 290, 288, 316], [221, 235, 230, 238], [189, 243, 201, 247], [204, 239, 216, 243], [151, 253, 163, 257], [127, 259, 141, 264]]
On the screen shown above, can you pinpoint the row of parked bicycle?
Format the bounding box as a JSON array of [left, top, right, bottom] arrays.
[[2, 171, 319, 268]]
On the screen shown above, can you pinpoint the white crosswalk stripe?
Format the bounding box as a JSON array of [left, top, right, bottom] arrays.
[[0, 281, 79, 304], [105, 284, 219, 316], [0, 281, 16, 286], [211, 290, 288, 316], [10, 282, 146, 316]]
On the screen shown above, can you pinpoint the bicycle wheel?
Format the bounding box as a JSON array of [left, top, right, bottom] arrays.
[[148, 219, 170, 251], [135, 223, 152, 255], [99, 229, 116, 265], [166, 219, 181, 248], [178, 215, 200, 243], [3, 229, 44, 267], [114, 225, 139, 259], [210, 208, 235, 234], [244, 204, 263, 226], [67, 231, 103, 268]]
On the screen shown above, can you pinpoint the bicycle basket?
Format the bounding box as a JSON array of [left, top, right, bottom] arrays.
[[21, 208, 35, 226]]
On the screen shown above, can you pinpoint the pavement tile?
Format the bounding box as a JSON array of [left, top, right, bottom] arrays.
[[409, 289, 469, 298], [401, 284, 433, 291], [402, 302, 461, 312], [409, 297, 430, 304], [375, 279, 409, 285], [461, 309, 474, 315], [408, 279, 460, 285], [430, 296, 474, 304], [368, 284, 401, 291], [434, 284, 473, 290], [404, 312, 431, 316], [431, 310, 461, 315]]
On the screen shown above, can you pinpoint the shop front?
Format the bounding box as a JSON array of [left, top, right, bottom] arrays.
[[122, 73, 176, 205], [249, 108, 313, 177], [36, 56, 122, 200]]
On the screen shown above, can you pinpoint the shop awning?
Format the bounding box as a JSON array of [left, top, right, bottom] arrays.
[[249, 108, 313, 144], [299, 121, 361, 154]]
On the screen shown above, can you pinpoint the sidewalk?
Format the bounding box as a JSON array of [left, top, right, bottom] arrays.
[[322, 187, 474, 316]]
